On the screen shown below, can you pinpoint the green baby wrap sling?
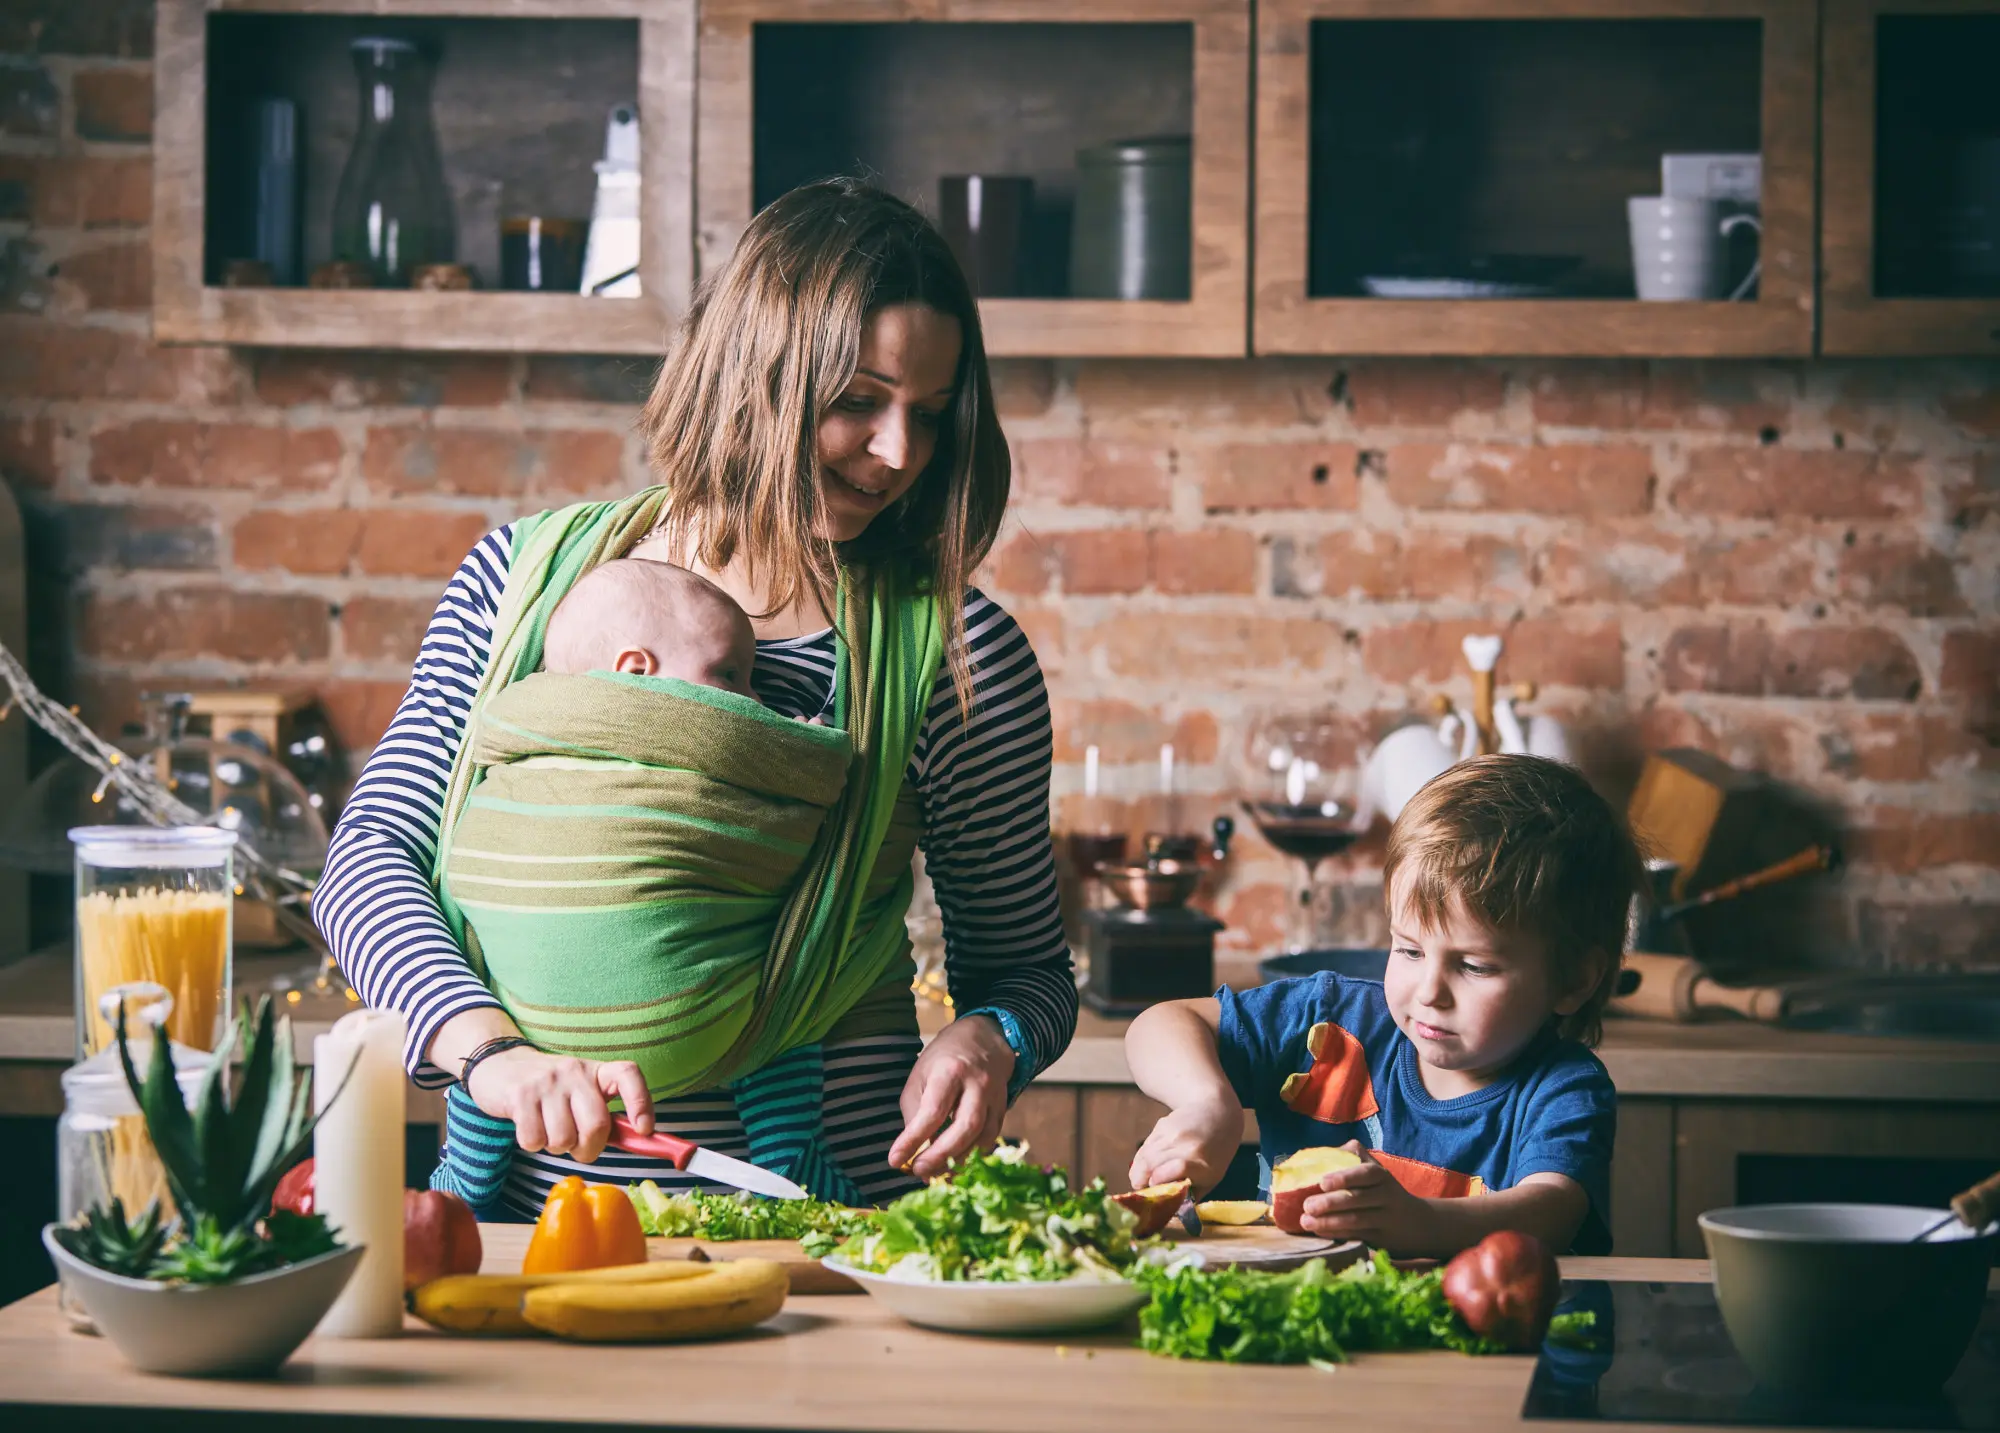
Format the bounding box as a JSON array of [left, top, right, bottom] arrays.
[[429, 486, 942, 1205]]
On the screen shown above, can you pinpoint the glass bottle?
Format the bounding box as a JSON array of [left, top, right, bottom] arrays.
[[330, 37, 455, 286]]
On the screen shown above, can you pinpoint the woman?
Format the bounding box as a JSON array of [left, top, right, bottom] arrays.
[[314, 179, 1075, 1217]]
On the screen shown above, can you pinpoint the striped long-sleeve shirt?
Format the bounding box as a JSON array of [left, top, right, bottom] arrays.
[[312, 524, 1077, 1215]]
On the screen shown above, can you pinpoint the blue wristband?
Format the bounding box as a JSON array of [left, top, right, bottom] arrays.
[[958, 1005, 1038, 1104]]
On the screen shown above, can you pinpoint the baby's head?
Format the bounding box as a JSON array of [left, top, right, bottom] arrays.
[[543, 558, 756, 699], [1381, 755, 1641, 1073]]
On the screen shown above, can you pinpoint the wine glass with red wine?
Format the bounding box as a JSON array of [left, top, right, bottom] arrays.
[[1239, 710, 1363, 954]]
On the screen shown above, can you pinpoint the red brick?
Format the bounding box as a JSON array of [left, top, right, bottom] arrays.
[[80, 588, 331, 664], [0, 322, 245, 403], [986, 529, 1148, 595], [1529, 361, 1790, 434], [1073, 360, 1336, 428], [1833, 536, 1967, 616], [1694, 534, 1822, 608], [1946, 455, 1997, 532], [522, 356, 657, 406], [56, 501, 217, 571], [1152, 529, 1256, 595], [1188, 441, 1359, 512], [73, 68, 151, 141], [0, 415, 59, 490], [1319, 529, 1533, 603], [231, 509, 365, 575], [1086, 613, 1343, 682], [1, 59, 58, 137], [354, 509, 504, 578], [1857, 899, 2000, 969], [317, 680, 409, 753], [1385, 443, 1655, 516], [1942, 631, 1998, 703], [340, 596, 434, 664], [1213, 881, 1291, 959], [988, 360, 1056, 419], [1850, 810, 2000, 873], [534, 429, 629, 498], [92, 421, 341, 493], [1538, 530, 1695, 606], [1, 3, 153, 58], [1365, 617, 1623, 690], [1817, 711, 1996, 783], [1660, 624, 1922, 700], [1673, 448, 1921, 520], [1052, 698, 1219, 764], [56, 239, 150, 310], [362, 427, 532, 498], [255, 353, 515, 408], [1942, 390, 2000, 439], [1011, 436, 1169, 509], [1348, 360, 1505, 428], [27, 154, 150, 227]]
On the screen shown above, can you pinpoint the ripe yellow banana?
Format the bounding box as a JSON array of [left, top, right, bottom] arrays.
[[412, 1260, 713, 1335], [520, 1258, 789, 1343]]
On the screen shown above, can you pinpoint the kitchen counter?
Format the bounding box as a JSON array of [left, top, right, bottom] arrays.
[[0, 1252, 1744, 1432]]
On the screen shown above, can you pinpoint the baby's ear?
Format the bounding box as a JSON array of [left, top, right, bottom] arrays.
[[1553, 947, 1611, 1016]]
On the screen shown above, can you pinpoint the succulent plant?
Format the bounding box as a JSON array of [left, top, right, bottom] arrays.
[[52, 1197, 169, 1278]]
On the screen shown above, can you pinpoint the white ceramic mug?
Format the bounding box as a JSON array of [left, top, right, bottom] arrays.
[[1628, 196, 1761, 301]]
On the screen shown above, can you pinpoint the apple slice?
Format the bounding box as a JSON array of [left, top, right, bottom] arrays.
[[1194, 1200, 1270, 1226], [1269, 1146, 1363, 1234], [1111, 1178, 1192, 1237]]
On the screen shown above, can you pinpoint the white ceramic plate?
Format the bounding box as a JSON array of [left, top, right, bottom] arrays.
[[1361, 276, 1560, 299], [821, 1256, 1147, 1336]]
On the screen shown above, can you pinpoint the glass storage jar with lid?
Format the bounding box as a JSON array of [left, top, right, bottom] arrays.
[[70, 826, 237, 1060], [56, 983, 211, 1329]]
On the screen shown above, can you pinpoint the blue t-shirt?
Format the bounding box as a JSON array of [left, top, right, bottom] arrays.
[[1217, 973, 1617, 1254]]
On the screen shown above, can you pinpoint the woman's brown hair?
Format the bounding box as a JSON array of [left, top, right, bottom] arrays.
[[639, 178, 1010, 716], [1383, 755, 1644, 1047]]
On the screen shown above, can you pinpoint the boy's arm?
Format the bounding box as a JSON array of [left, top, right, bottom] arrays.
[[1124, 998, 1244, 1195], [1299, 1147, 1590, 1257]]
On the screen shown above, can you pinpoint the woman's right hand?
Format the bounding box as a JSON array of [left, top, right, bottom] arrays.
[[463, 1047, 654, 1164]]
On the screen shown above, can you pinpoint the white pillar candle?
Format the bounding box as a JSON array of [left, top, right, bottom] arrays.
[[312, 1007, 406, 1338], [1084, 744, 1099, 798], [1159, 743, 1175, 796]]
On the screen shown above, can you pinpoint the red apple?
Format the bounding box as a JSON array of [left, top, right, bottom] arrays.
[[1441, 1229, 1560, 1351], [403, 1188, 483, 1290], [1111, 1179, 1192, 1237], [1269, 1146, 1362, 1234]]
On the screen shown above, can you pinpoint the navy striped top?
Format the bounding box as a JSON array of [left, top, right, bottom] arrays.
[[312, 525, 1077, 1212]]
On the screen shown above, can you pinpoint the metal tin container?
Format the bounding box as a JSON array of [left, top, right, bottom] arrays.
[[1069, 135, 1191, 300]]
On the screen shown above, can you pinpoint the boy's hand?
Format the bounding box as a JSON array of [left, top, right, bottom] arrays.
[[1128, 1098, 1243, 1196], [1297, 1140, 1440, 1253]]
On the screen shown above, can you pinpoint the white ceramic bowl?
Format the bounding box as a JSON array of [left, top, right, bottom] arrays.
[[821, 1256, 1147, 1336], [44, 1225, 365, 1377]]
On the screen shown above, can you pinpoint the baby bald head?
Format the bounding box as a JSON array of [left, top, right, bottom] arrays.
[[544, 558, 756, 698]]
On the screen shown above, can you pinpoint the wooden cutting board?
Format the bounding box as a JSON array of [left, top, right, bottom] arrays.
[[1161, 1221, 1368, 1272], [475, 1224, 860, 1294]]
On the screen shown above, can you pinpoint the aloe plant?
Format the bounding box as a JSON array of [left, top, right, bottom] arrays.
[[51, 1197, 169, 1278]]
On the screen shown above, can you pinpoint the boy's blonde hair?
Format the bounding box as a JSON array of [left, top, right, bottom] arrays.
[[1383, 755, 1642, 1048]]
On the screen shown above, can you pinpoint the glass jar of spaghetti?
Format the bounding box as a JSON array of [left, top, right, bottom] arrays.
[[56, 984, 211, 1329], [69, 827, 238, 1060]]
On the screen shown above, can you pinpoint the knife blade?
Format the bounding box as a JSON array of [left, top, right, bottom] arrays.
[[608, 1115, 809, 1201]]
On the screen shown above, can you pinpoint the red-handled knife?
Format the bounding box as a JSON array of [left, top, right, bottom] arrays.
[[608, 1115, 809, 1201]]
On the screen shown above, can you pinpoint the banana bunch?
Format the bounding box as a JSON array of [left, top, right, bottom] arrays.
[[412, 1258, 788, 1342]]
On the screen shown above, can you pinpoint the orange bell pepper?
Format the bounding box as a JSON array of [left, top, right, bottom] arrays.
[[520, 1176, 650, 1274]]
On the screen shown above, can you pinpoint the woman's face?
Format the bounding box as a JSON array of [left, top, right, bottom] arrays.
[[816, 302, 963, 542]]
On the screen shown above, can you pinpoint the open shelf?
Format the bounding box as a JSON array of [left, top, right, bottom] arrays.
[[1822, 0, 2000, 355], [1254, 0, 1817, 356], [153, 0, 695, 353], [696, 0, 1250, 358]]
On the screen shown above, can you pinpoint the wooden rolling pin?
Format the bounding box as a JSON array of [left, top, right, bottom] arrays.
[[1610, 951, 1790, 1023]]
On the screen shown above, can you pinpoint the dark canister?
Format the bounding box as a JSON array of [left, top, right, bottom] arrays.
[[938, 176, 1032, 298], [1069, 135, 1192, 301]]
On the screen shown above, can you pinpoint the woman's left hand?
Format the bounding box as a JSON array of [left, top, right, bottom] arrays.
[[888, 1014, 1015, 1180]]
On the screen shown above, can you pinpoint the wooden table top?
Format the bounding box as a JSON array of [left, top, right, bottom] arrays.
[[0, 1250, 1694, 1433]]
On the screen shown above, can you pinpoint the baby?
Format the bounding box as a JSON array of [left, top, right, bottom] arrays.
[[1125, 754, 1642, 1257], [543, 557, 757, 697]]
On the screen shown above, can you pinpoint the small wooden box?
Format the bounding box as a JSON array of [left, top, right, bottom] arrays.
[[1081, 906, 1222, 1016]]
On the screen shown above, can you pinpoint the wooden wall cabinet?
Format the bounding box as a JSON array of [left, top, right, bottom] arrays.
[[696, 0, 1251, 357], [1821, 0, 2000, 355], [154, 0, 696, 353], [1253, 0, 1818, 356]]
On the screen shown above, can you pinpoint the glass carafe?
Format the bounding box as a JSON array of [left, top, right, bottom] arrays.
[[330, 37, 455, 286]]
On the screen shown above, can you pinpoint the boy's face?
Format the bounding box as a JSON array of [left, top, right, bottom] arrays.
[[1382, 877, 1589, 1093]]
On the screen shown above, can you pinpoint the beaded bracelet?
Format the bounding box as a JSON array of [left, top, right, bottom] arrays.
[[458, 1034, 535, 1089]]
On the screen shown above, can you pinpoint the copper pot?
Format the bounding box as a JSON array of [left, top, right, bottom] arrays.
[[1094, 857, 1202, 911]]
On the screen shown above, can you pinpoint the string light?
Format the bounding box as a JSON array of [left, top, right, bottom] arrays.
[[91, 773, 113, 804]]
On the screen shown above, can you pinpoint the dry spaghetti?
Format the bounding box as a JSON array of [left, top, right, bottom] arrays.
[[75, 888, 229, 1055]]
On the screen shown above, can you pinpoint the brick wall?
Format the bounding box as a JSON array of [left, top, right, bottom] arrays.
[[3, 5, 1994, 972]]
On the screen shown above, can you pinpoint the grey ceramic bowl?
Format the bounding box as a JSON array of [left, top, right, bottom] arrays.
[[1699, 1203, 1997, 1395], [43, 1225, 364, 1377]]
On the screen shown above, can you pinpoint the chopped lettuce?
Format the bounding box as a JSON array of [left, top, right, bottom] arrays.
[[829, 1144, 1145, 1283], [1131, 1251, 1502, 1364], [626, 1182, 872, 1245]]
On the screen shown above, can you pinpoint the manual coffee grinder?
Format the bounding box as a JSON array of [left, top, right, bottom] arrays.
[[1082, 815, 1233, 1016]]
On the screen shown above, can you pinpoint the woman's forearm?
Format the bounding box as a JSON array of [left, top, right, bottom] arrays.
[[1126, 999, 1236, 1110], [425, 1006, 528, 1080]]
